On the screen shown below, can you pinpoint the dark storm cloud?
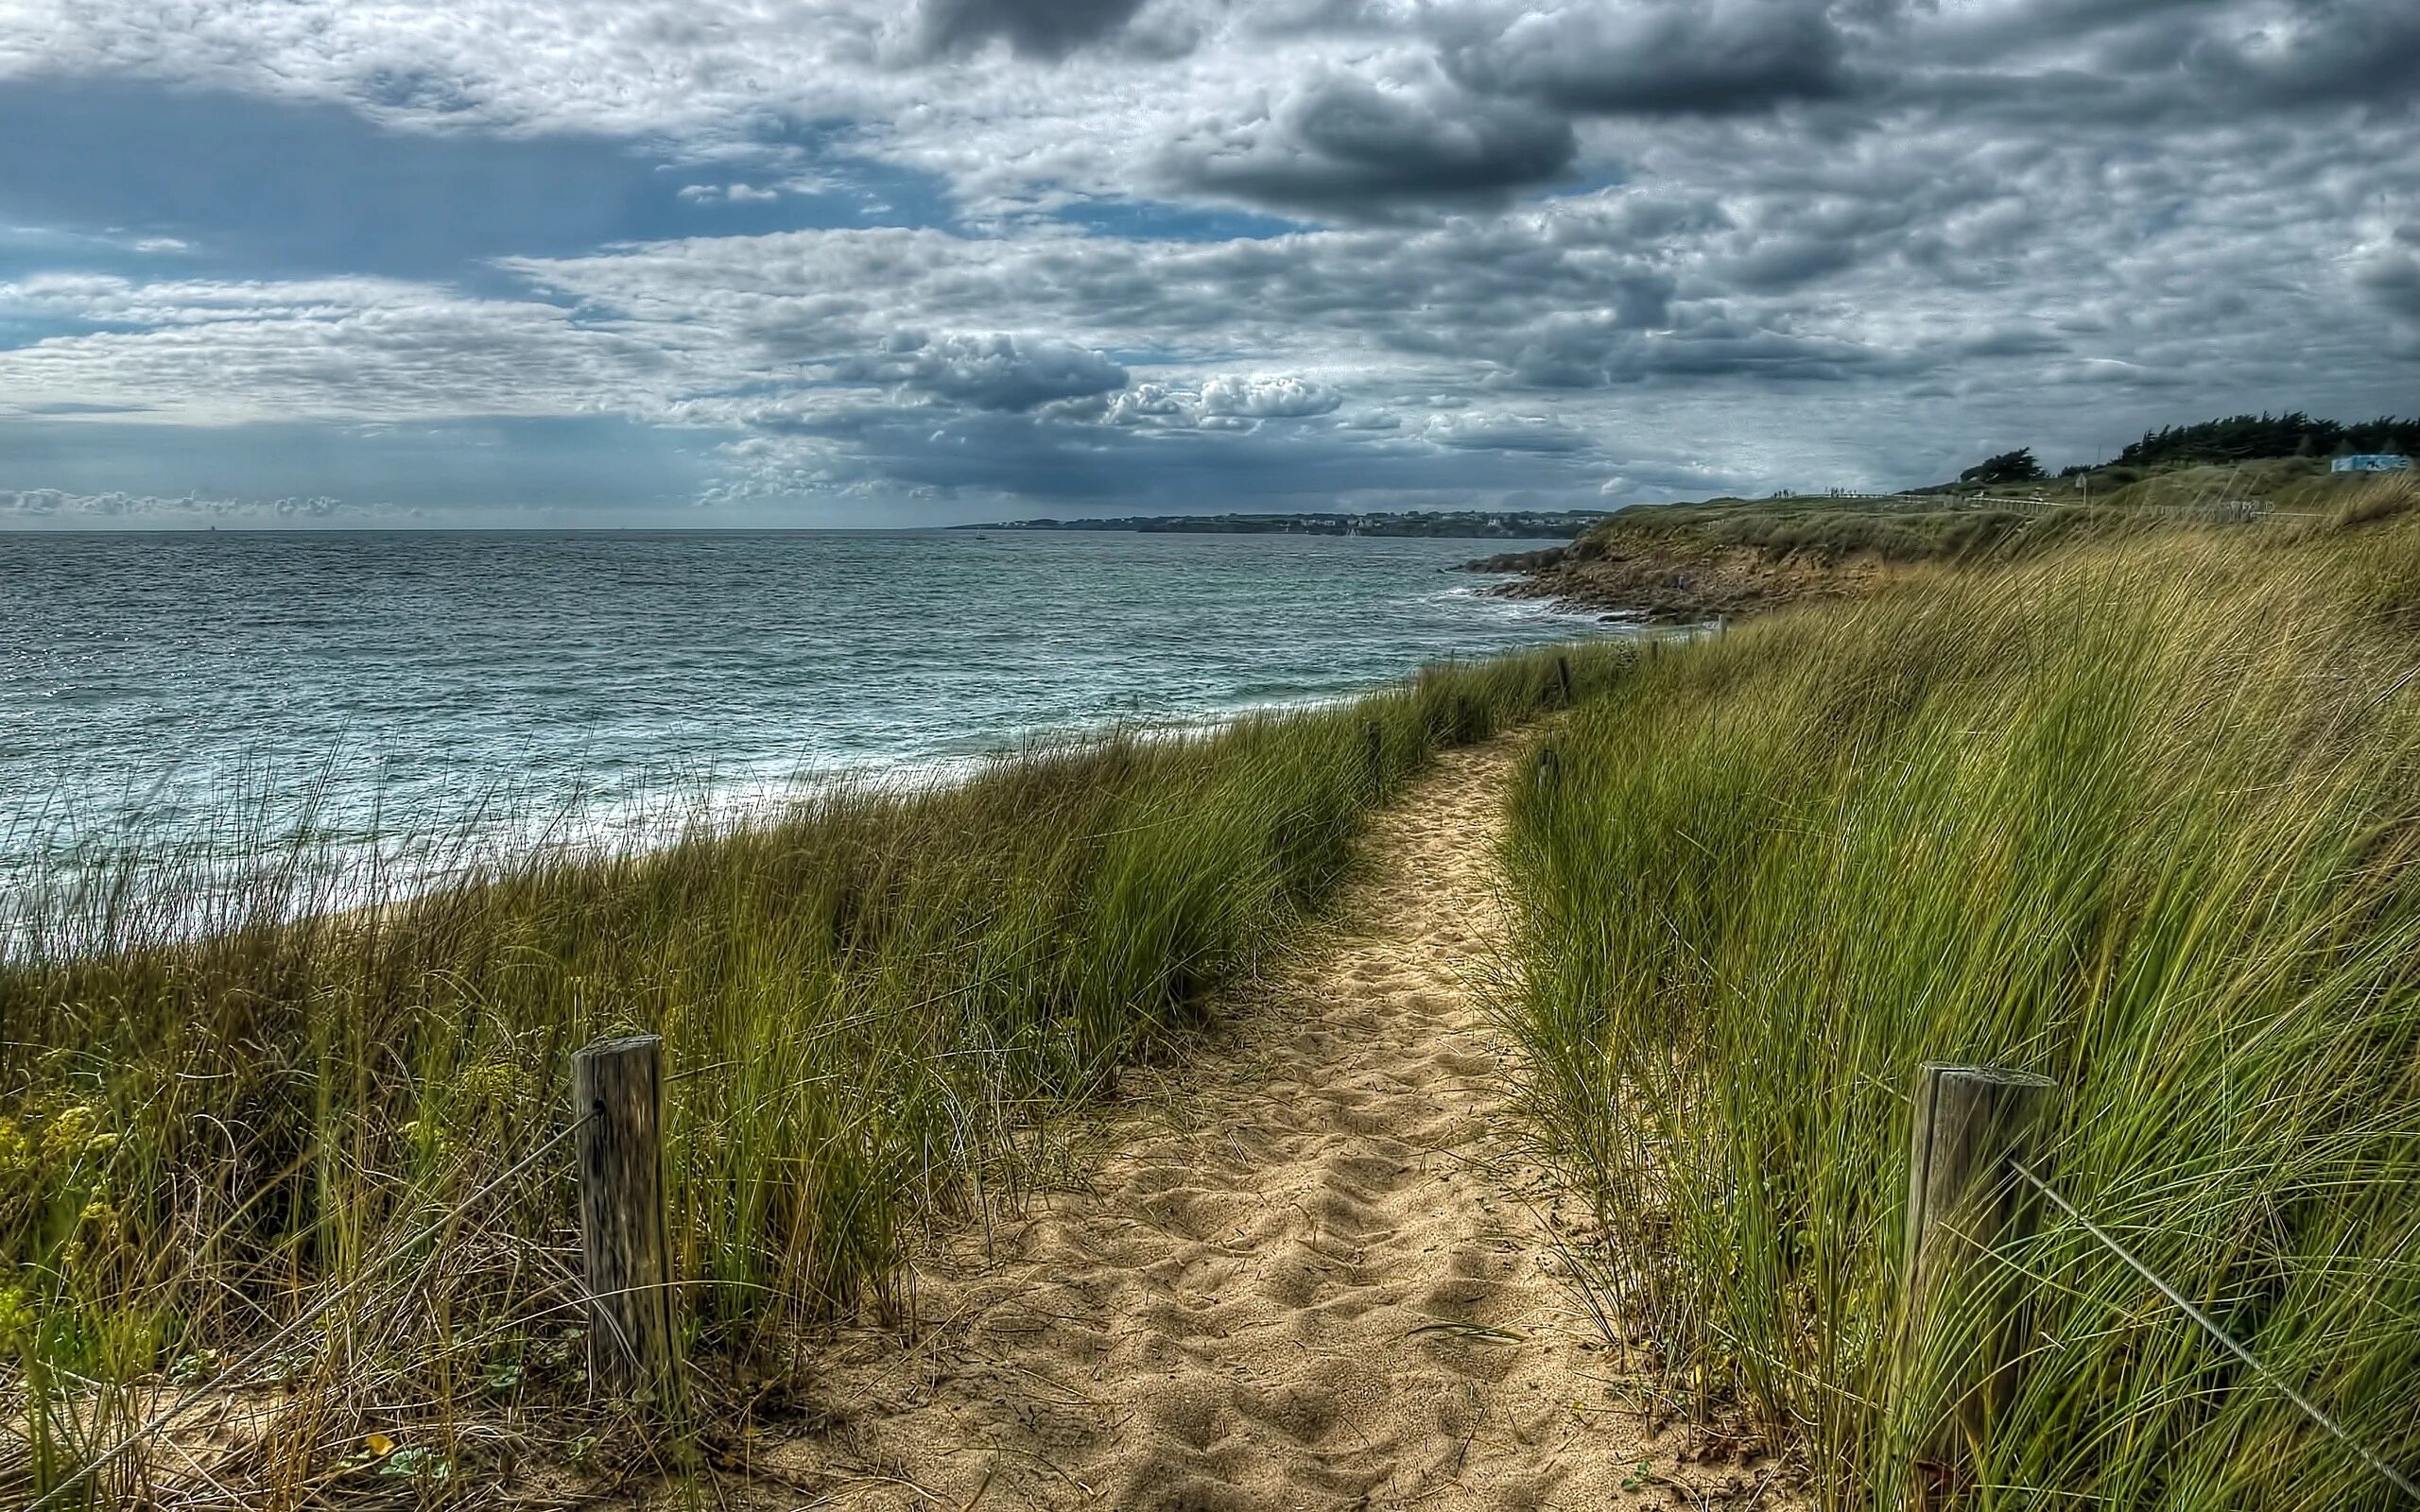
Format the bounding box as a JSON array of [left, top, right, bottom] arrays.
[[1422, 412, 1592, 451], [1718, 235, 1864, 294], [1611, 322, 1894, 384], [1440, 1, 1858, 118], [1901, 0, 2420, 127], [1910, 0, 2221, 67], [911, 0, 1160, 60], [2357, 229, 2420, 324], [1496, 281, 1673, 387], [840, 333, 1131, 410], [1165, 72, 1576, 217], [1241, 0, 1401, 36], [759, 400, 1603, 507], [2182, 0, 2420, 111], [1955, 327, 2070, 362], [1496, 306, 1900, 390], [7, 0, 2420, 521]]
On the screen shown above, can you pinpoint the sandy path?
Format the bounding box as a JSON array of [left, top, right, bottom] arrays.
[[759, 739, 1651, 1510]]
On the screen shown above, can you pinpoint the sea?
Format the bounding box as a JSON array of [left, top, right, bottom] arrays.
[[1, 529, 1609, 928]]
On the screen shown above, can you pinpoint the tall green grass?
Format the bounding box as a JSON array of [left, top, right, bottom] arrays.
[[1505, 483, 2420, 1509], [0, 644, 1626, 1506]]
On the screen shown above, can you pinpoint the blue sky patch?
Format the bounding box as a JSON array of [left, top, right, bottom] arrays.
[[0, 80, 959, 286]]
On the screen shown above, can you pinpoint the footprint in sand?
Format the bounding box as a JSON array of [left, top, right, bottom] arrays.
[[739, 739, 1691, 1511]]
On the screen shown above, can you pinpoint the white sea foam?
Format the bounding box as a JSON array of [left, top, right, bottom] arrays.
[[5, 530, 1615, 955]]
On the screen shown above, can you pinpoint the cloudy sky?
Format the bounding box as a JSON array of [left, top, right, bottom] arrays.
[[1, 0, 2414, 526]]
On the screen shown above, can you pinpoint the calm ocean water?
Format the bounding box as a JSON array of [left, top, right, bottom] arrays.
[[2, 530, 1606, 908]]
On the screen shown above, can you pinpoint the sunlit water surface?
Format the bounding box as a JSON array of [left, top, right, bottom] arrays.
[[2, 529, 1611, 928]]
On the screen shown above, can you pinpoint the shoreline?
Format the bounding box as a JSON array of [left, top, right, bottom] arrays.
[[4, 630, 1619, 957], [1465, 538, 1886, 625], [2, 645, 1644, 1512]]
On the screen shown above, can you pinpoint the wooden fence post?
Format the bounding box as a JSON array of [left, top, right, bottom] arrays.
[[1903, 1062, 2057, 1484], [572, 1034, 679, 1406], [1554, 654, 1574, 707]]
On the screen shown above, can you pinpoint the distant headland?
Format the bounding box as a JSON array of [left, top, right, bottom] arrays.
[[1472, 412, 2419, 625], [951, 508, 1605, 540]]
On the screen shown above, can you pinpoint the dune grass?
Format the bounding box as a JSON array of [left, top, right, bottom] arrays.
[[2091, 455, 2373, 514], [1502, 478, 2420, 1508], [1559, 459, 2383, 576], [1562, 493, 2078, 566], [0, 643, 1628, 1506]]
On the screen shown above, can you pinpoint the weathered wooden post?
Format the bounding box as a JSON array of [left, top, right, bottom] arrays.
[[572, 1034, 679, 1405], [1554, 654, 1574, 707], [1535, 744, 1560, 792], [1903, 1062, 2057, 1486]]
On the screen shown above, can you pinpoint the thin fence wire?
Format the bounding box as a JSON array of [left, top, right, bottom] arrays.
[[25, 1109, 596, 1512], [2006, 1157, 2420, 1505]]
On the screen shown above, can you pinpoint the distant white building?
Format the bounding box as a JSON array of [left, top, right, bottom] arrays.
[[2333, 454, 2412, 472]]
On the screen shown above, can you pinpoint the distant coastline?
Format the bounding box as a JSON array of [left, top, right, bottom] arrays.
[[952, 508, 1605, 540]]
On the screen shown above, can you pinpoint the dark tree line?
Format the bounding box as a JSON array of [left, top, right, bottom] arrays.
[[2112, 412, 2420, 469], [1961, 448, 2045, 484]]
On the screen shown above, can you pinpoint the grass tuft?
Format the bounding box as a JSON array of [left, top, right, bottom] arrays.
[[0, 643, 1628, 1505], [1502, 511, 2420, 1508]]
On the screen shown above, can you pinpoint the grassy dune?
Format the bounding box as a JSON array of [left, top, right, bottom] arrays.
[[2088, 455, 2379, 514], [1505, 479, 2420, 1508], [0, 644, 1628, 1505], [1499, 492, 2154, 623], [1497, 460, 2396, 625]]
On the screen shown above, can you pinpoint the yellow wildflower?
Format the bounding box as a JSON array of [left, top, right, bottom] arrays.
[[456, 1061, 523, 1106], [39, 1105, 95, 1165]]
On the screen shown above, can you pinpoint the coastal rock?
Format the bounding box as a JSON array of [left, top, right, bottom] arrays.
[[1490, 541, 1889, 624], [1477, 503, 1957, 624]]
